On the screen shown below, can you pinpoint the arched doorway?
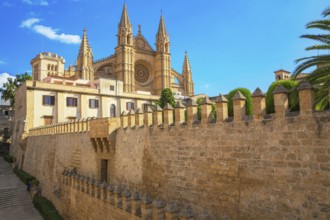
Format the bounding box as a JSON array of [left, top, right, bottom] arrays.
[[110, 104, 116, 117]]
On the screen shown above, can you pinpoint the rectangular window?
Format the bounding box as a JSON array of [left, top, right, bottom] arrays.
[[42, 95, 55, 106], [43, 116, 53, 125], [89, 99, 99, 108], [110, 85, 115, 91], [66, 97, 78, 107], [126, 102, 135, 110], [142, 103, 149, 111]]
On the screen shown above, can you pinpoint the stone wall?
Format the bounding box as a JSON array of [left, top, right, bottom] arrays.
[[23, 132, 98, 213], [114, 112, 330, 219], [19, 85, 330, 219]]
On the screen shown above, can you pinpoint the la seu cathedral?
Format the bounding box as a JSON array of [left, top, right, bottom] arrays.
[[32, 3, 194, 97]]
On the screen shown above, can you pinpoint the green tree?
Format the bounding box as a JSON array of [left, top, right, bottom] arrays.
[[157, 88, 176, 108], [292, 7, 330, 110], [265, 79, 299, 114], [227, 88, 253, 117], [0, 73, 32, 107]]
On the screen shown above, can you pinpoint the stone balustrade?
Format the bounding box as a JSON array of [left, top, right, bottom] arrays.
[[29, 117, 96, 136], [62, 169, 203, 220]]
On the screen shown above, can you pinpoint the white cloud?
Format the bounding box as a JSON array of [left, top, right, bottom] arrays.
[[22, 0, 49, 6], [0, 73, 15, 88], [20, 18, 40, 28], [20, 18, 81, 44]]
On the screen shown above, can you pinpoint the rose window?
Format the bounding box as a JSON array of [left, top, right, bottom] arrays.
[[135, 64, 149, 83]]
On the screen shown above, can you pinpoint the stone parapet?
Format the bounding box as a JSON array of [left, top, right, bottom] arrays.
[[61, 170, 202, 220]]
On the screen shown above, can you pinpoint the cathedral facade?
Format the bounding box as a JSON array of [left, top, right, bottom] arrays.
[[31, 4, 194, 97]]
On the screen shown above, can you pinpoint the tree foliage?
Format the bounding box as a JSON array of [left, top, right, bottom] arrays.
[[292, 7, 330, 110], [227, 88, 253, 117], [265, 79, 299, 114], [158, 88, 176, 108], [0, 73, 31, 107]]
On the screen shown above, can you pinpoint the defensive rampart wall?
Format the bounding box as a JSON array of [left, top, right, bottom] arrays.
[[20, 84, 330, 219]]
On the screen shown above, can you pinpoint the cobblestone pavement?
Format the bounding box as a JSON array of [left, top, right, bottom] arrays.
[[0, 157, 43, 220]]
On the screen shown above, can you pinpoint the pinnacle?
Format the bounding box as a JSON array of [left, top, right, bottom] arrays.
[[156, 15, 168, 39], [232, 91, 246, 100], [272, 85, 288, 94], [119, 3, 132, 28], [182, 51, 191, 76], [252, 87, 265, 97], [215, 94, 228, 103]]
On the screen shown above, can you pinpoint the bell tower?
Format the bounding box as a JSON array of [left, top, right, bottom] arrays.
[[115, 3, 135, 92], [155, 14, 171, 95]]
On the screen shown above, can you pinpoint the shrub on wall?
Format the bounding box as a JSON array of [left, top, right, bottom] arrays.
[[265, 80, 299, 114], [14, 169, 36, 185], [227, 88, 253, 117], [33, 196, 64, 220]]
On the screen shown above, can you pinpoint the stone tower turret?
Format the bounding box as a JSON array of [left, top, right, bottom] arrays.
[[155, 15, 171, 95], [182, 51, 194, 96], [115, 3, 135, 92], [75, 28, 94, 80], [31, 52, 65, 81]]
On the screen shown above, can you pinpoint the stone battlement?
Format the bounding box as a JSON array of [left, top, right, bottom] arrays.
[[61, 169, 208, 220], [119, 83, 324, 130]]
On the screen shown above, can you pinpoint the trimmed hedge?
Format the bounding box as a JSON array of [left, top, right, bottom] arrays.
[[33, 196, 64, 220], [227, 88, 253, 117], [3, 155, 15, 163], [265, 79, 299, 114], [14, 169, 35, 185]]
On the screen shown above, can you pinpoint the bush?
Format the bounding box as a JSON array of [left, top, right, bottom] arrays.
[[33, 196, 64, 220], [14, 169, 35, 185], [265, 80, 299, 114], [227, 88, 253, 117], [3, 155, 15, 163]]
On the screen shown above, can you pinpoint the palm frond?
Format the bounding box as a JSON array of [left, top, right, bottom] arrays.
[[322, 7, 330, 17], [306, 20, 330, 31], [293, 55, 330, 77], [301, 34, 330, 45], [305, 44, 330, 51]]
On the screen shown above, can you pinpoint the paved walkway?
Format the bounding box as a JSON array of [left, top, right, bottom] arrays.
[[0, 157, 43, 220]]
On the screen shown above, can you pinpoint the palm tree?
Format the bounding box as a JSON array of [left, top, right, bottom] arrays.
[[292, 7, 330, 110]]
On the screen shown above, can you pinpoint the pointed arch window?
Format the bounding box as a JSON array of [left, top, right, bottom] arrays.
[[110, 104, 116, 117]]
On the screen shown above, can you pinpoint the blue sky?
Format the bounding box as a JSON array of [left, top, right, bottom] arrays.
[[0, 0, 329, 96]]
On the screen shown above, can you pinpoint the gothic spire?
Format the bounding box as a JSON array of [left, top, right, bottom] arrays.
[[119, 3, 132, 29], [76, 28, 94, 80], [182, 51, 191, 77], [156, 15, 168, 39], [78, 27, 92, 56]]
